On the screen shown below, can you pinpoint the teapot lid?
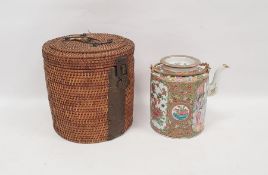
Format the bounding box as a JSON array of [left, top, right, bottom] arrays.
[[152, 55, 209, 76], [160, 55, 201, 68]]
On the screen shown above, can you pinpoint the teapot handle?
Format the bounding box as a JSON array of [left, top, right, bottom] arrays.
[[208, 64, 229, 96]]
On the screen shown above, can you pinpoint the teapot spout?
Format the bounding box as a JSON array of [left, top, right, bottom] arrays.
[[208, 64, 229, 96]]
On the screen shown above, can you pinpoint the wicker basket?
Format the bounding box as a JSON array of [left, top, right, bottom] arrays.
[[42, 33, 135, 143]]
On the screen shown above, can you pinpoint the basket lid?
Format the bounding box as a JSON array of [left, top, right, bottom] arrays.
[[152, 55, 209, 76], [42, 33, 134, 70]]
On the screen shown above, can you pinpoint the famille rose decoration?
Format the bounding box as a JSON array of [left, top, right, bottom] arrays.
[[150, 55, 228, 138]]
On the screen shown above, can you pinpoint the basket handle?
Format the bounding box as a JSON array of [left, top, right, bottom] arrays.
[[64, 33, 113, 47]]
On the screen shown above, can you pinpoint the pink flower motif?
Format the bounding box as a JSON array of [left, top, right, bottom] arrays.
[[197, 83, 205, 95], [152, 107, 162, 118], [195, 111, 202, 124]]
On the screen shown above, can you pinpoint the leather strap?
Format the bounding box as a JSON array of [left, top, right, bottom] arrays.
[[107, 56, 129, 140]]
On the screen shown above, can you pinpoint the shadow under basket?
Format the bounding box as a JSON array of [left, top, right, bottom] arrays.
[[42, 33, 135, 143]]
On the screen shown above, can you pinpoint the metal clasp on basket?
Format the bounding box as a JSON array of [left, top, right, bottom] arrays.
[[115, 57, 129, 89], [64, 33, 113, 47]]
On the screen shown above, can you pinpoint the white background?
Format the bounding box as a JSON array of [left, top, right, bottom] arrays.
[[0, 0, 268, 175]]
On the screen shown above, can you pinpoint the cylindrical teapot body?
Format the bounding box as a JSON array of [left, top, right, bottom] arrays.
[[150, 68, 209, 138]]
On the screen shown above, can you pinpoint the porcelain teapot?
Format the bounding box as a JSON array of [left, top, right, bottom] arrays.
[[150, 55, 228, 138]]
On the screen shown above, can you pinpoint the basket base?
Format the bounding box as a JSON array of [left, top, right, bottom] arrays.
[[53, 121, 132, 144]]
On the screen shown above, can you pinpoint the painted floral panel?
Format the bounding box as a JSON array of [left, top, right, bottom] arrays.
[[150, 79, 168, 130], [192, 79, 208, 133]]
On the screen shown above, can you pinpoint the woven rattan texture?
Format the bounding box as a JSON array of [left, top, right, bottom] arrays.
[[43, 33, 134, 143]]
